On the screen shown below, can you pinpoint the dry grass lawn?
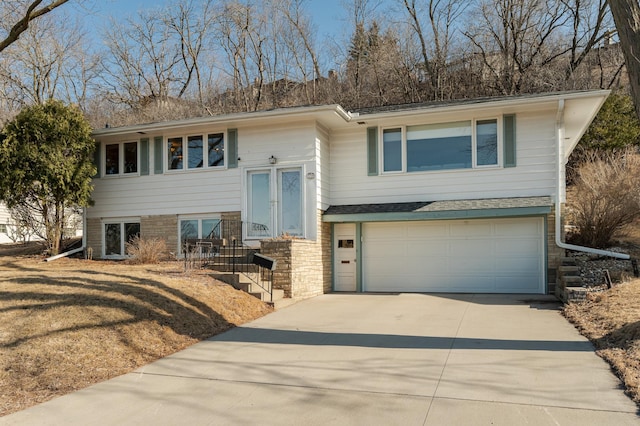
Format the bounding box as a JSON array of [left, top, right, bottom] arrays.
[[564, 279, 640, 404], [0, 256, 272, 417]]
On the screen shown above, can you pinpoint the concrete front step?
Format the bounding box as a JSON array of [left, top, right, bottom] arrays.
[[250, 288, 285, 302], [211, 272, 283, 303]]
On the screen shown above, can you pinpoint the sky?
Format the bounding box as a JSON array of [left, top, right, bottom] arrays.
[[76, 0, 355, 43]]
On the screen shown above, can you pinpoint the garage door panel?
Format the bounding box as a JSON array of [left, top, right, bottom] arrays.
[[405, 257, 450, 275], [366, 241, 405, 257], [449, 222, 492, 237], [367, 223, 406, 239], [363, 218, 544, 294], [407, 240, 449, 255], [500, 256, 541, 271], [449, 239, 492, 257], [496, 238, 541, 256], [495, 220, 540, 235], [407, 222, 449, 238], [495, 276, 540, 292]]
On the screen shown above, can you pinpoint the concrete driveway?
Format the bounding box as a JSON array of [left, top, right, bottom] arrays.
[[1, 294, 638, 425]]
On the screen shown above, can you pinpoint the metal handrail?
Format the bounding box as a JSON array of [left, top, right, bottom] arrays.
[[183, 220, 275, 301]]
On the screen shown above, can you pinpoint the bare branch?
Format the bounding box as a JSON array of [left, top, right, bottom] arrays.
[[0, 0, 69, 53]]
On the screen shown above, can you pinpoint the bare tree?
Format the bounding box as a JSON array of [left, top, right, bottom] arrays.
[[463, 0, 570, 95], [563, 0, 610, 81], [0, 15, 96, 106], [399, 0, 468, 99], [0, 0, 69, 53], [215, 1, 268, 112], [101, 1, 215, 122], [609, 0, 640, 120], [163, 0, 216, 111]]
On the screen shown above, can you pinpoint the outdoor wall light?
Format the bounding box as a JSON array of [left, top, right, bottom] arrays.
[[269, 155, 277, 164]]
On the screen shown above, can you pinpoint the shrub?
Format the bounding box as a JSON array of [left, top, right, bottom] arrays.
[[125, 236, 168, 264], [569, 150, 640, 248]]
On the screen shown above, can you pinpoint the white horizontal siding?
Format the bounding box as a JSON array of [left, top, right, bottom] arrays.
[[89, 170, 242, 218], [329, 110, 558, 205], [316, 124, 331, 211], [89, 122, 318, 219], [237, 122, 317, 168], [0, 204, 10, 243]]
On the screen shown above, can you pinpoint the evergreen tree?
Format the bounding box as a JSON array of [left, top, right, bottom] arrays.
[[0, 100, 96, 255]]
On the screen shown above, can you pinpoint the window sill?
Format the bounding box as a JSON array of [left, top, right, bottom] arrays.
[[165, 166, 229, 174], [378, 165, 502, 176]]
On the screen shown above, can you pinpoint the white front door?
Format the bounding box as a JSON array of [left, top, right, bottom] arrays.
[[246, 168, 303, 238], [334, 223, 357, 291]]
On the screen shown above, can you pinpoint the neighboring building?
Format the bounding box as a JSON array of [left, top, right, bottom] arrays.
[[87, 90, 608, 297], [0, 203, 10, 244], [0, 203, 81, 245]]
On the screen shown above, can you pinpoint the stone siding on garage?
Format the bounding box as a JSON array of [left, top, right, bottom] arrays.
[[260, 210, 332, 299]]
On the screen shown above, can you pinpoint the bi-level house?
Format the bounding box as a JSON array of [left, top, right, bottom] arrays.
[[86, 90, 608, 299]]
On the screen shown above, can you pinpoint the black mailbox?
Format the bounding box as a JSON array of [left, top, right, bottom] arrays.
[[252, 253, 277, 271]]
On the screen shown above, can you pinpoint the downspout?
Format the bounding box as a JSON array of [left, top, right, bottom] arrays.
[[45, 208, 87, 262], [555, 99, 630, 260]]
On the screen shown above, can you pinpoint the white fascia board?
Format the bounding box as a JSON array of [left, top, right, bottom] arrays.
[[561, 91, 610, 161], [92, 104, 353, 137]]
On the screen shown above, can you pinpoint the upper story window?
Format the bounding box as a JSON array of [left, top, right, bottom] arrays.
[[168, 132, 225, 171], [382, 118, 499, 173], [105, 141, 138, 176]]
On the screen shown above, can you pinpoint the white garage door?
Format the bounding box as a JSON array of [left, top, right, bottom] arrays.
[[363, 217, 544, 293]]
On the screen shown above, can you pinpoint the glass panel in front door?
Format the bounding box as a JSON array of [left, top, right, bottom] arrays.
[[279, 170, 302, 236], [248, 172, 271, 237]]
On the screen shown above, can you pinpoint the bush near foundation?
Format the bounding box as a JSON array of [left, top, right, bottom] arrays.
[[125, 236, 169, 264], [568, 150, 640, 248]]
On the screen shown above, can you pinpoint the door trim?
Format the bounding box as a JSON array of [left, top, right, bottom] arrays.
[[332, 223, 361, 292]]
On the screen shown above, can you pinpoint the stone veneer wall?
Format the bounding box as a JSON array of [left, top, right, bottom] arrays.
[[547, 205, 566, 295], [220, 211, 242, 245], [85, 217, 102, 258], [260, 209, 332, 299], [141, 215, 179, 254]]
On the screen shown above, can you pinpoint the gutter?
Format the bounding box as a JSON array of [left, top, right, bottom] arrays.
[[555, 98, 630, 260]]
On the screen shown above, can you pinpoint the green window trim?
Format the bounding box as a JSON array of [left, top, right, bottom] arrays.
[[503, 114, 516, 168], [154, 136, 163, 174], [140, 138, 149, 176], [93, 141, 101, 178], [367, 126, 378, 176], [228, 129, 238, 168]]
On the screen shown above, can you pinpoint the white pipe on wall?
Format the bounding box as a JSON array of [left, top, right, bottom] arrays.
[[555, 98, 630, 260]]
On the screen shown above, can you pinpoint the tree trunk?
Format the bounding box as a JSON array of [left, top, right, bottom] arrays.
[[609, 0, 640, 120]]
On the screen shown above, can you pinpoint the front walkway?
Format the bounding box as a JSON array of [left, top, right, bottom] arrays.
[[1, 294, 637, 425]]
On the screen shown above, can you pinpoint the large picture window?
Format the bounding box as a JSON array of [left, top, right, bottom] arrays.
[[104, 221, 140, 257], [407, 121, 472, 172], [105, 142, 138, 176], [167, 133, 225, 171], [381, 118, 499, 173]]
